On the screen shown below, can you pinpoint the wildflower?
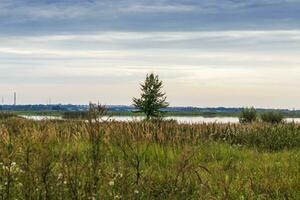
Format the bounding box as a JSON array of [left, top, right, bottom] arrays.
[[57, 173, 63, 180], [109, 180, 114, 186], [134, 189, 139, 194], [63, 180, 67, 185]]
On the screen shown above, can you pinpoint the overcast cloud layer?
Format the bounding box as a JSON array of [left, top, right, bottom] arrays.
[[1, 0, 300, 108]]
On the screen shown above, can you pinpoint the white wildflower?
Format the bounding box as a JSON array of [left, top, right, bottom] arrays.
[[109, 180, 114, 186], [57, 173, 63, 180]]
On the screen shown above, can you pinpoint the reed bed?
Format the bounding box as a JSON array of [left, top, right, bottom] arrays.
[[0, 117, 300, 199]]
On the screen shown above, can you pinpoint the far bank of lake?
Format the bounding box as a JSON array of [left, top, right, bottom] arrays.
[[21, 115, 300, 124]]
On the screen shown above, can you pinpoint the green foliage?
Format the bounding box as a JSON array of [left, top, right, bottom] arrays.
[[62, 111, 88, 119], [239, 107, 257, 123], [62, 104, 108, 120], [261, 112, 284, 124], [0, 112, 17, 120], [0, 118, 300, 199], [133, 73, 169, 120]]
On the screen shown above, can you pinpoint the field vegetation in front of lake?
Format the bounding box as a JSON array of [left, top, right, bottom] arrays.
[[0, 112, 300, 199]]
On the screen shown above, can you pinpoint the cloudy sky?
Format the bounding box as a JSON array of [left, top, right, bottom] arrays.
[[1, 0, 300, 108]]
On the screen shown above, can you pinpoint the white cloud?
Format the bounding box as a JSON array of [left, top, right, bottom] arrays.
[[121, 4, 196, 12], [1, 30, 300, 66], [8, 30, 300, 43], [0, 47, 134, 58], [0, 0, 88, 22]]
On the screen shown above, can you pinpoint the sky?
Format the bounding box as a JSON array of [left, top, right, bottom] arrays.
[[1, 0, 300, 108]]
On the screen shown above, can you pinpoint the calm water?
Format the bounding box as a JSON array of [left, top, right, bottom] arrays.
[[21, 115, 300, 124]]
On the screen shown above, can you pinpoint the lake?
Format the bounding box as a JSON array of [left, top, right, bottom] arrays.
[[21, 115, 300, 124]]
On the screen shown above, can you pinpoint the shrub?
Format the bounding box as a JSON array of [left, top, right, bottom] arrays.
[[239, 107, 257, 123], [260, 112, 284, 124], [62, 111, 88, 119], [0, 112, 17, 120]]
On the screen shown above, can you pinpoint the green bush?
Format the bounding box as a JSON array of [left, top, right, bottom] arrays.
[[261, 112, 284, 124], [0, 112, 17, 120], [239, 107, 257, 123], [62, 111, 88, 119]]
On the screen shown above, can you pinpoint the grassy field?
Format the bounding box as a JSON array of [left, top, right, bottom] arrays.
[[0, 113, 300, 199]]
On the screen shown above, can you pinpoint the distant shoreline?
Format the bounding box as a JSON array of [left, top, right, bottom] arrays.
[[2, 110, 300, 118]]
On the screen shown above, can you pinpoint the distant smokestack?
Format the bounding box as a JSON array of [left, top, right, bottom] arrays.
[[14, 92, 16, 106]]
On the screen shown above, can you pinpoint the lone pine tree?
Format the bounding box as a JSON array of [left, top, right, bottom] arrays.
[[133, 73, 169, 120]]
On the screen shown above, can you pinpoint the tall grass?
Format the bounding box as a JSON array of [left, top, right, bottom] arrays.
[[0, 116, 299, 199]]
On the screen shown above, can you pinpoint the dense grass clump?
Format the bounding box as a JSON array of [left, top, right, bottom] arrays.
[[0, 117, 300, 199], [239, 107, 257, 123], [62, 111, 89, 119], [0, 112, 17, 120], [260, 112, 284, 124]]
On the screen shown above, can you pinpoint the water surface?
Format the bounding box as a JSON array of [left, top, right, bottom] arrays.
[[21, 115, 300, 124]]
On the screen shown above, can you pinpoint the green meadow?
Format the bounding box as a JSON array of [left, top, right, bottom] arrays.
[[0, 114, 299, 199]]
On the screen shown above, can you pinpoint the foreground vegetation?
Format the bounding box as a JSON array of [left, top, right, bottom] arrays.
[[0, 112, 300, 199]]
